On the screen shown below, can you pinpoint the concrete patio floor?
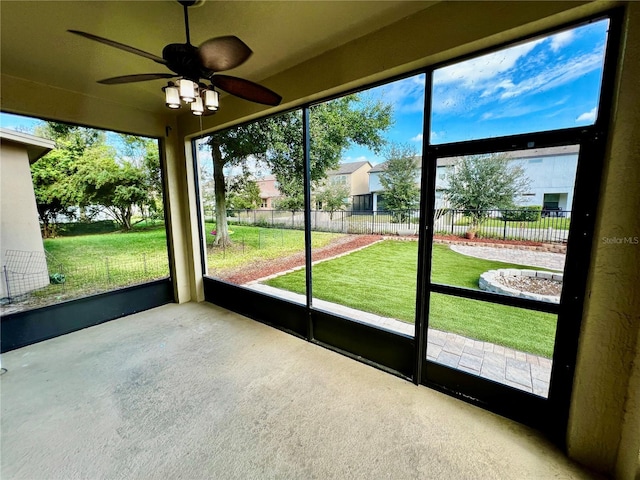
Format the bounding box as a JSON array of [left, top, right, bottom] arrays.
[[247, 283, 552, 397], [1, 302, 595, 479]]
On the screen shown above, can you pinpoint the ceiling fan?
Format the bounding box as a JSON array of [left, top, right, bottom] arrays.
[[68, 0, 282, 114]]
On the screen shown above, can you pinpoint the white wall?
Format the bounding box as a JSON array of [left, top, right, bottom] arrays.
[[432, 153, 579, 212], [0, 142, 49, 297], [518, 154, 578, 211]]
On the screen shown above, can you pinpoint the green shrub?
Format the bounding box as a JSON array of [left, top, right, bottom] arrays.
[[55, 220, 119, 236], [501, 206, 542, 222]]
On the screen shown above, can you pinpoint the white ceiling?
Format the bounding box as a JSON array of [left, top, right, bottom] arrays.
[[1, 1, 435, 116]]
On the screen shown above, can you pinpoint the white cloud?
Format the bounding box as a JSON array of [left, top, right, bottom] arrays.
[[430, 131, 447, 142], [411, 133, 423, 142], [371, 74, 426, 113], [550, 30, 575, 52], [434, 39, 543, 88], [498, 51, 603, 100], [480, 97, 569, 122], [576, 107, 597, 122]]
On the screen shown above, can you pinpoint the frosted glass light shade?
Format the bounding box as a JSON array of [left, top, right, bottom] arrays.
[[179, 79, 197, 103], [190, 97, 204, 115], [164, 86, 181, 109], [204, 89, 219, 110]]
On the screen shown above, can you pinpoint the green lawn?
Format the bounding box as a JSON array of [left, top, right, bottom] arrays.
[[265, 241, 558, 357], [44, 224, 169, 269], [35, 225, 170, 303], [37, 224, 557, 356], [205, 223, 340, 272]]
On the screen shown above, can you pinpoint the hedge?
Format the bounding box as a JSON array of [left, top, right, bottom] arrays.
[[500, 206, 542, 222]]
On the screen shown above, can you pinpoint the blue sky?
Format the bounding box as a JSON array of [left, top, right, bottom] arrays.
[[1, 19, 608, 167], [0, 112, 42, 132], [343, 18, 609, 164]]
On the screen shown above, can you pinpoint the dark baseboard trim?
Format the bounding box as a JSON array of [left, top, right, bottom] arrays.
[[1, 279, 174, 352]]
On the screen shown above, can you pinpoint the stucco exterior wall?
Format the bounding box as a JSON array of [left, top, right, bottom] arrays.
[[349, 165, 372, 196], [567, 4, 640, 478], [0, 142, 49, 298]]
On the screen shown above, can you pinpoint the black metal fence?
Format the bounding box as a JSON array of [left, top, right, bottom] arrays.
[[204, 208, 571, 243], [435, 208, 570, 243], [1, 250, 169, 313]]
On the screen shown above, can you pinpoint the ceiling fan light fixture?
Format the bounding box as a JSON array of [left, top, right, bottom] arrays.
[[164, 84, 181, 109], [73, 0, 281, 115], [190, 96, 204, 115], [204, 88, 219, 111], [178, 78, 197, 103]]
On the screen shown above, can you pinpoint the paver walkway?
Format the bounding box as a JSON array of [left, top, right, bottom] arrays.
[[450, 244, 566, 270], [246, 283, 552, 397]]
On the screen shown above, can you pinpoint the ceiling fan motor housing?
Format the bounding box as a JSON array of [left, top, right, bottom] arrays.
[[162, 43, 211, 81], [177, 1, 201, 7]]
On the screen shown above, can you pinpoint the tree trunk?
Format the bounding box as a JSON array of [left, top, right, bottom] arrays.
[[123, 206, 132, 231], [211, 142, 232, 246]]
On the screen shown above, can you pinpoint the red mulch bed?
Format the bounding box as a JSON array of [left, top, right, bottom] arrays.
[[213, 233, 546, 285], [217, 234, 381, 284], [434, 234, 544, 247]]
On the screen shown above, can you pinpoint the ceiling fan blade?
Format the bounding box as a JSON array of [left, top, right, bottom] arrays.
[[199, 36, 253, 72], [213, 75, 282, 106], [68, 30, 168, 65], [98, 73, 178, 85]]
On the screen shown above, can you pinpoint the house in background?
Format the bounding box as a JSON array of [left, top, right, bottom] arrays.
[[368, 156, 421, 212], [0, 128, 54, 299], [256, 175, 281, 209], [256, 161, 372, 211], [366, 147, 579, 214], [435, 146, 579, 215], [512, 145, 579, 215], [323, 160, 371, 211]]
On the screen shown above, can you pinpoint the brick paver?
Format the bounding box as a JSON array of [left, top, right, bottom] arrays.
[[246, 283, 552, 397]]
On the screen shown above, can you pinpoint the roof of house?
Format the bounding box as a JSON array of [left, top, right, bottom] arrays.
[[0, 128, 55, 163], [370, 156, 421, 173], [328, 161, 371, 175], [439, 145, 581, 164]]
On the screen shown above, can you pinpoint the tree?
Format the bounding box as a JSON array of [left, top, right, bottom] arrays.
[[73, 145, 148, 231], [227, 175, 262, 210], [117, 135, 163, 221], [378, 144, 421, 222], [31, 123, 104, 237], [30, 149, 78, 237], [315, 182, 350, 219], [445, 153, 531, 229], [207, 94, 392, 246], [208, 122, 270, 246]]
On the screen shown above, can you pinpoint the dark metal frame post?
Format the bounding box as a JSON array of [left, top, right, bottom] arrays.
[[302, 107, 313, 340], [414, 71, 435, 384]]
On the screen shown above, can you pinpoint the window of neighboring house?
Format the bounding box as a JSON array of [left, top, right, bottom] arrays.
[[331, 175, 348, 185], [260, 199, 268, 208]]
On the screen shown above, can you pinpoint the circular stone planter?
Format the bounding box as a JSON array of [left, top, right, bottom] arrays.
[[479, 269, 562, 304]]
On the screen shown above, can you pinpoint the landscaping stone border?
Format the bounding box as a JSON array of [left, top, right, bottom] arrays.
[[479, 269, 563, 303], [434, 237, 566, 254]]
